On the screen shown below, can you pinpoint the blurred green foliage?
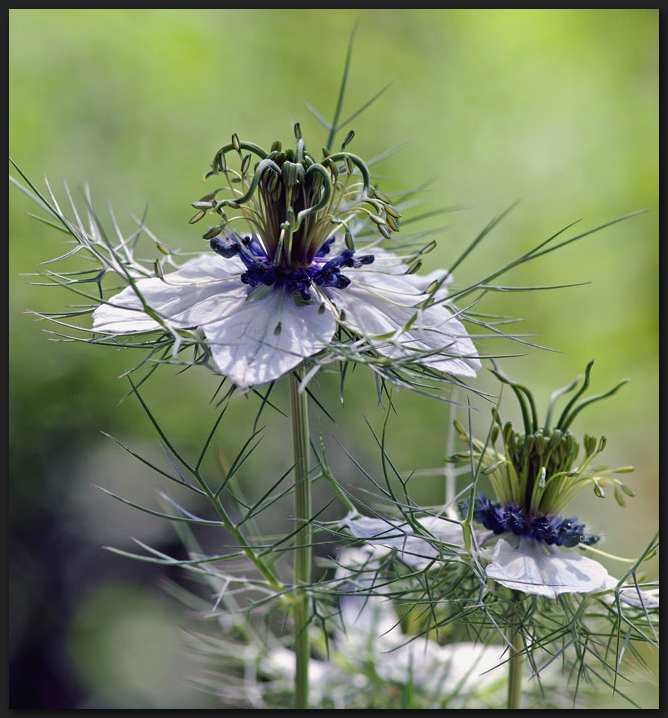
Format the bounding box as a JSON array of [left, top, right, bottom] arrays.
[[9, 9, 658, 708]]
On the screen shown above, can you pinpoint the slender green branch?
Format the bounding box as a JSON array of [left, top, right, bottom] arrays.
[[127, 378, 285, 593], [325, 22, 358, 151]]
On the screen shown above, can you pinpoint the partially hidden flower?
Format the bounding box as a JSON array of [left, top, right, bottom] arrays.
[[261, 547, 504, 707], [92, 130, 481, 388], [333, 547, 504, 697], [340, 363, 658, 607]]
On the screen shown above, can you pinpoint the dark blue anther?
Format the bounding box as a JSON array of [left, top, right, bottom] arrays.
[[237, 245, 266, 271], [213, 232, 375, 301], [328, 248, 355, 269], [210, 236, 239, 259], [579, 533, 600, 547], [312, 249, 374, 290], [531, 515, 560, 545], [355, 254, 375, 266], [241, 235, 265, 258], [503, 504, 528, 536], [240, 264, 276, 288], [468, 493, 600, 548], [312, 265, 351, 290], [324, 248, 374, 269], [555, 517, 599, 548], [283, 269, 313, 301], [211, 233, 266, 261], [468, 494, 506, 534], [315, 237, 336, 257]]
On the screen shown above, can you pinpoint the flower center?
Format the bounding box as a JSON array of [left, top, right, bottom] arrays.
[[190, 128, 400, 281], [210, 233, 374, 301], [469, 493, 599, 548]]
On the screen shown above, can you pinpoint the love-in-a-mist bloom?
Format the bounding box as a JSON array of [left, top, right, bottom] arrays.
[[92, 129, 481, 388], [260, 547, 505, 708], [453, 363, 657, 603], [341, 363, 658, 607]]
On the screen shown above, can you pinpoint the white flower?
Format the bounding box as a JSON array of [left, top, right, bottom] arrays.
[[437, 369, 659, 606], [261, 547, 504, 707], [342, 513, 659, 607], [334, 547, 504, 697], [92, 243, 480, 388], [92, 135, 481, 389]]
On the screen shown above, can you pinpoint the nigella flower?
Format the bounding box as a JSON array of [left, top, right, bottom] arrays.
[[91, 128, 481, 388], [452, 362, 658, 604], [331, 547, 504, 698], [261, 547, 505, 707], [340, 363, 658, 606]]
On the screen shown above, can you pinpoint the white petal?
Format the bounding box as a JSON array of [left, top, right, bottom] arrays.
[[416, 515, 466, 546], [343, 514, 464, 568], [616, 587, 659, 609], [327, 272, 480, 377], [340, 591, 402, 654], [334, 547, 413, 654], [149, 252, 245, 282], [346, 269, 427, 306], [347, 257, 451, 303], [486, 539, 614, 598], [377, 640, 504, 695], [598, 579, 660, 609], [203, 289, 336, 388], [384, 303, 482, 377], [354, 246, 452, 298], [326, 283, 413, 339], [92, 254, 245, 333]]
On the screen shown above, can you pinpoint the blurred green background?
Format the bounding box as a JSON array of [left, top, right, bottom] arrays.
[[9, 8, 658, 709]]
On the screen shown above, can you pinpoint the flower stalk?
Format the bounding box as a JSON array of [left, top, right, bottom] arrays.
[[507, 619, 523, 710], [290, 369, 312, 709]]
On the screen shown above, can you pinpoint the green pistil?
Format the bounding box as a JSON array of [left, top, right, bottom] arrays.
[[503, 426, 580, 513], [190, 127, 400, 271], [451, 362, 635, 518]]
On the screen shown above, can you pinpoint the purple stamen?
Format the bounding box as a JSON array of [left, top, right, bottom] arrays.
[[466, 493, 599, 548], [212, 234, 374, 301]]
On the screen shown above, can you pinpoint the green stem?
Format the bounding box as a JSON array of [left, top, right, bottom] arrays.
[[209, 493, 284, 593], [290, 370, 311, 710], [506, 620, 523, 709]]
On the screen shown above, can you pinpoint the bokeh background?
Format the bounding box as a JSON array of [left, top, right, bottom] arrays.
[[9, 8, 659, 709]]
